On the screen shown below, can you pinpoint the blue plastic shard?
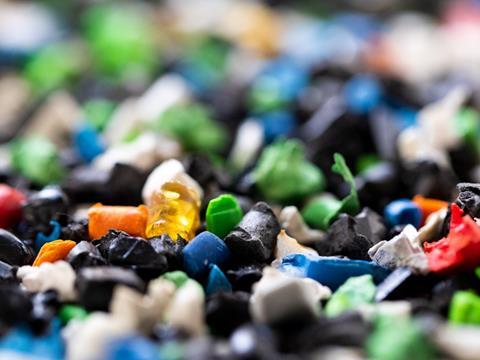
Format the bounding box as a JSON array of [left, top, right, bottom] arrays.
[[205, 264, 232, 296], [279, 253, 391, 291], [35, 220, 62, 250]]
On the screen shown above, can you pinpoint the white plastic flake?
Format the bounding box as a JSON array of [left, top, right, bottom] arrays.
[[250, 267, 331, 325], [63, 312, 134, 360], [17, 260, 76, 301], [274, 229, 318, 261], [164, 279, 206, 336], [368, 225, 429, 274], [279, 206, 325, 244], [93, 132, 181, 172]]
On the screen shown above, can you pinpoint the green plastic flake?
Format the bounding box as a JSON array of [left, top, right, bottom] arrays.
[[456, 108, 480, 153], [248, 80, 287, 113], [366, 315, 435, 360], [163, 271, 189, 289], [153, 104, 227, 153], [324, 275, 376, 317], [301, 194, 342, 230], [10, 137, 65, 185], [254, 139, 325, 203], [83, 5, 157, 79], [59, 305, 88, 325], [448, 290, 480, 325], [83, 99, 116, 131], [187, 37, 229, 73], [332, 153, 360, 215], [206, 194, 243, 239], [24, 42, 84, 95], [301, 153, 358, 230]]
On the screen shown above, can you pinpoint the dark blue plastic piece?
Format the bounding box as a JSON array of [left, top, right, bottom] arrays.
[[384, 199, 422, 228], [104, 335, 159, 360], [343, 74, 382, 114], [257, 111, 296, 142], [35, 220, 62, 250], [205, 264, 232, 296], [279, 254, 390, 291], [182, 231, 231, 279], [73, 123, 105, 162]]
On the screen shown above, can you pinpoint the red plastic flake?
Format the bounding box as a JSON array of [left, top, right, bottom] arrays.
[[0, 184, 26, 229], [424, 204, 480, 273]]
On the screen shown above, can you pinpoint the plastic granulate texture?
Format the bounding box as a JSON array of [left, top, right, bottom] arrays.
[[2, 1, 480, 359]]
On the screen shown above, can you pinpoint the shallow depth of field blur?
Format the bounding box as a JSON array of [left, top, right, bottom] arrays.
[[2, 0, 480, 187]]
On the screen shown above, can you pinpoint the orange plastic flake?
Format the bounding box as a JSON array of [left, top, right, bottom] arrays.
[[33, 239, 76, 266], [88, 203, 148, 240], [413, 195, 449, 224]]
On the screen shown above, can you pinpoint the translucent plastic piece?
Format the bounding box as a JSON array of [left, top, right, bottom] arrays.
[[146, 181, 200, 241]]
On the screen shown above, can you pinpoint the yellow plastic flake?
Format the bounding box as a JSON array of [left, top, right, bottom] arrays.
[[146, 181, 200, 241], [223, 3, 280, 57]]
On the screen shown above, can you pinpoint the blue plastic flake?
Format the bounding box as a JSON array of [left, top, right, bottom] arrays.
[[205, 264, 232, 296], [250, 57, 309, 112], [257, 111, 296, 142], [260, 58, 308, 100], [279, 253, 391, 291], [393, 107, 418, 130], [104, 335, 159, 360], [35, 220, 62, 250], [344, 74, 382, 114], [0, 318, 64, 359], [384, 199, 422, 228], [182, 231, 231, 279], [73, 123, 105, 162]]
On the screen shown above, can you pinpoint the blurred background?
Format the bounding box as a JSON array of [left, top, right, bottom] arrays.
[[1, 0, 480, 209]]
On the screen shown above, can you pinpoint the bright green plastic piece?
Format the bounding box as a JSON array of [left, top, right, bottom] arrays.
[[456, 107, 480, 153], [301, 153, 358, 230], [324, 274, 376, 317], [332, 153, 360, 215], [83, 4, 157, 79], [254, 139, 325, 203], [10, 136, 65, 185], [153, 104, 227, 153], [163, 271, 189, 289], [206, 194, 243, 239], [24, 42, 84, 95], [366, 315, 435, 360], [448, 290, 480, 325], [59, 305, 88, 325], [83, 99, 116, 131], [301, 194, 342, 230]]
